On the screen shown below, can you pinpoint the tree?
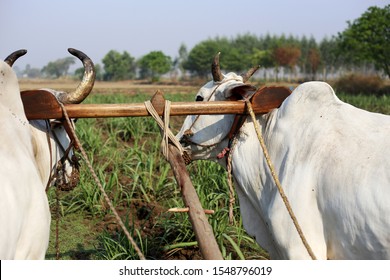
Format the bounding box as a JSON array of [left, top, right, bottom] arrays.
[[184, 40, 220, 78], [307, 48, 321, 80], [319, 37, 339, 80], [299, 36, 318, 79], [178, 43, 188, 66], [173, 43, 188, 80], [251, 49, 274, 80], [184, 37, 249, 77], [41, 57, 75, 78], [231, 33, 262, 69], [102, 50, 135, 81], [272, 46, 301, 81], [24, 64, 42, 78], [138, 51, 172, 81], [338, 5, 390, 77]]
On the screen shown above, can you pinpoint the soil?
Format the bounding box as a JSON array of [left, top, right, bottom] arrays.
[[97, 200, 203, 260], [19, 79, 199, 95]]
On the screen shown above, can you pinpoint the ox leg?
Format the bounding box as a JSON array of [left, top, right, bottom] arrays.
[[235, 187, 282, 259]]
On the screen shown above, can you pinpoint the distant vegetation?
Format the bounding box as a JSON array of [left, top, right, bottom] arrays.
[[16, 5, 389, 90]]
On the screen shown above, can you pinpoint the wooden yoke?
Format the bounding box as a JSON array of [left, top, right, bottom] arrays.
[[250, 86, 291, 112], [21, 87, 291, 120], [21, 90, 80, 150], [226, 86, 291, 140], [21, 90, 64, 119]]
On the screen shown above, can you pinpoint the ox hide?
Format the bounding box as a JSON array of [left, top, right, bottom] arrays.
[[178, 80, 390, 259], [0, 61, 50, 259]]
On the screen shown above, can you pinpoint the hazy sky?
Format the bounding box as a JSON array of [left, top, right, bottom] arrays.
[[0, 0, 387, 69]]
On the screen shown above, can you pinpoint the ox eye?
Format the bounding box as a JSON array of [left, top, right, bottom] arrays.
[[196, 96, 204, 102]]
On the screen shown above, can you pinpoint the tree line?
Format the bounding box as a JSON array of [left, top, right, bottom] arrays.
[[18, 5, 389, 81]]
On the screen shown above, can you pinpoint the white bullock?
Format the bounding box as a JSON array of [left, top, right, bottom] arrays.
[[177, 54, 390, 259], [0, 49, 95, 259], [0, 59, 49, 259]]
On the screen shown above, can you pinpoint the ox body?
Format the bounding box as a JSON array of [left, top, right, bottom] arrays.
[[177, 59, 390, 259], [0, 60, 50, 259], [0, 49, 95, 259]]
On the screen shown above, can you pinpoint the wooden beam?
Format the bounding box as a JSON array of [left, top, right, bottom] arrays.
[[166, 143, 223, 260], [21, 87, 291, 120]]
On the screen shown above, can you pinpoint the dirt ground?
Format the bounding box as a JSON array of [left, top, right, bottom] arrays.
[[19, 79, 199, 95]]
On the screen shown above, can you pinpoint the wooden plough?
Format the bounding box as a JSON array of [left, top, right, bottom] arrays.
[[21, 86, 291, 260]]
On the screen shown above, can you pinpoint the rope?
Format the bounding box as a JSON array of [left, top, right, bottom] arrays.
[[227, 137, 238, 225], [245, 100, 317, 260], [55, 185, 60, 260], [58, 103, 146, 260], [144, 100, 185, 158]]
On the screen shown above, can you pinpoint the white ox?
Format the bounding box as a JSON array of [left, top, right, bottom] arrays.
[[0, 49, 95, 259], [177, 54, 390, 259]]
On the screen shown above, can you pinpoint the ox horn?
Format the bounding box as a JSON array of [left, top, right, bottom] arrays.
[[57, 48, 96, 104], [241, 65, 260, 83], [4, 49, 27, 66], [211, 52, 223, 82]]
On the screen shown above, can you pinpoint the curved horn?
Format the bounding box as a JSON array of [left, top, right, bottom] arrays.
[[241, 65, 260, 83], [211, 52, 223, 82], [4, 49, 27, 66], [57, 48, 96, 104]]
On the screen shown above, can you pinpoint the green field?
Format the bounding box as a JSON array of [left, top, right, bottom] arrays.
[[45, 90, 390, 260]]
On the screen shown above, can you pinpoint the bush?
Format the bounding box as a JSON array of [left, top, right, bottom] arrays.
[[333, 74, 387, 95]]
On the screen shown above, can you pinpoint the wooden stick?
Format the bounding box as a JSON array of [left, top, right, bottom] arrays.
[[166, 143, 223, 260], [144, 91, 223, 260], [168, 207, 215, 215]]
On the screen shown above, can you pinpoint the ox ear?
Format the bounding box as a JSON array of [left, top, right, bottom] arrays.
[[226, 84, 257, 101]]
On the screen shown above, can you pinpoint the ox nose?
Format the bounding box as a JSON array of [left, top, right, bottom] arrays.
[[184, 129, 194, 138], [180, 129, 194, 145]]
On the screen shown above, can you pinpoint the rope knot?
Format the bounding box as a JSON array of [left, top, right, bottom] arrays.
[[217, 147, 230, 159], [144, 99, 186, 160]]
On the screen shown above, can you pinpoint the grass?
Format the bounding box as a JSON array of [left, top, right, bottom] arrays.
[[337, 93, 390, 115], [46, 212, 100, 260], [46, 88, 389, 260]]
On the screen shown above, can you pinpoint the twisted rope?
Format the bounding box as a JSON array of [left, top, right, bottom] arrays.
[[59, 103, 146, 260], [245, 100, 317, 260], [227, 137, 238, 225], [144, 100, 185, 158]]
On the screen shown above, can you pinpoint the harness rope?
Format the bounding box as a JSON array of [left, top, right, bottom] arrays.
[[58, 103, 146, 260], [226, 137, 238, 225], [245, 100, 317, 260], [43, 120, 65, 259], [144, 100, 185, 158], [55, 184, 61, 260]]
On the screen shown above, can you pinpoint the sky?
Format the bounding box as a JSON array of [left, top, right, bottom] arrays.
[[0, 0, 388, 70]]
